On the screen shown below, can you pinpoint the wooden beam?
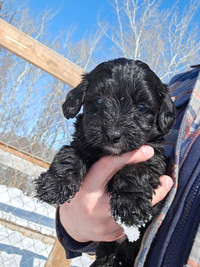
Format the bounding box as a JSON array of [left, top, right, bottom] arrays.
[[45, 239, 71, 267], [0, 19, 84, 88], [0, 217, 56, 245], [0, 141, 50, 169], [0, 149, 46, 177]]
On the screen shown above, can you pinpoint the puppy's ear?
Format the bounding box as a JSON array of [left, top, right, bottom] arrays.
[[158, 85, 176, 134], [62, 78, 89, 119]]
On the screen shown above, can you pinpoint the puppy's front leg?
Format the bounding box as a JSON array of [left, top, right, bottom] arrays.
[[35, 145, 86, 205], [108, 163, 162, 227]]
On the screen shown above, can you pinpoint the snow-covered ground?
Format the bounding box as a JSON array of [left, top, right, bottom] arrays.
[[0, 185, 55, 267], [0, 226, 53, 266], [71, 255, 94, 267], [0, 185, 94, 267]]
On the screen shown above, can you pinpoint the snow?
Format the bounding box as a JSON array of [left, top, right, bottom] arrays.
[[0, 185, 55, 217], [0, 150, 46, 177], [0, 185, 56, 236], [0, 226, 52, 267], [0, 185, 55, 266], [0, 185, 94, 267], [71, 254, 94, 267]]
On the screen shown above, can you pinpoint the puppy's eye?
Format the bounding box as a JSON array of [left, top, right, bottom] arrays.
[[95, 98, 104, 105], [136, 104, 147, 112]]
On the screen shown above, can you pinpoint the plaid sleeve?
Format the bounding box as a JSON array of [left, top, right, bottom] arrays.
[[135, 67, 200, 266]]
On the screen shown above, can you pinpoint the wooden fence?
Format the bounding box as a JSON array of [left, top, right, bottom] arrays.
[[0, 18, 86, 267], [0, 18, 84, 88]]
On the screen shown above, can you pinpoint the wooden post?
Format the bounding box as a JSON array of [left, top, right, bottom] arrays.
[[0, 218, 55, 245], [44, 239, 71, 267], [0, 18, 84, 88], [0, 141, 50, 169]]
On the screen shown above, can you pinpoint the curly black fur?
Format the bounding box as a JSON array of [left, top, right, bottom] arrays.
[[35, 58, 175, 266]]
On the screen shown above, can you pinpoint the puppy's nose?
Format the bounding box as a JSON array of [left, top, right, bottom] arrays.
[[105, 129, 122, 143]]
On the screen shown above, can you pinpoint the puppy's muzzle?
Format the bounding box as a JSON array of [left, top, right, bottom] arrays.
[[105, 129, 122, 143]]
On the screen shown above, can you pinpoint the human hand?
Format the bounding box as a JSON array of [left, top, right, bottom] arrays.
[[59, 145, 173, 243]]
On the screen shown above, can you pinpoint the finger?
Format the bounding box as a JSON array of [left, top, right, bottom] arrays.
[[152, 175, 173, 206], [84, 145, 154, 191]]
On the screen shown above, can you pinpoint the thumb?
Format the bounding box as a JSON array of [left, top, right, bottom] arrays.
[[83, 145, 154, 192], [152, 175, 173, 206]]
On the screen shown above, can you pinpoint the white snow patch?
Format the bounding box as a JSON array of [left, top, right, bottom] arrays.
[[0, 149, 46, 177], [0, 210, 55, 236], [0, 226, 53, 267], [70, 254, 95, 267], [0, 185, 55, 266], [0, 185, 97, 267], [0, 185, 56, 236], [0, 185, 55, 218]]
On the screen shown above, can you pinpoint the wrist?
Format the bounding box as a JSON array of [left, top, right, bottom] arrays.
[[59, 202, 90, 243]]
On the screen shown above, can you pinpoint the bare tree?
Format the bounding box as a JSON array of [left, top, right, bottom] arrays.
[[0, 0, 102, 157], [0, 0, 17, 23], [98, 0, 200, 81]]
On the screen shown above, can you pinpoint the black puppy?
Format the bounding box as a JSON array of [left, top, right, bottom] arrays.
[[36, 58, 175, 266]]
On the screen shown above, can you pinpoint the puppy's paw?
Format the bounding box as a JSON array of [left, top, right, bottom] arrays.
[[35, 170, 81, 205], [35, 146, 86, 205], [110, 192, 152, 227]]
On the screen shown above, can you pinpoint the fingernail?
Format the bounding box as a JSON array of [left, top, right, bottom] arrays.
[[141, 146, 154, 155], [165, 177, 173, 190]]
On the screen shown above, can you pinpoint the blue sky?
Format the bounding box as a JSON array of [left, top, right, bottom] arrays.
[[28, 0, 200, 44], [28, 0, 112, 42]]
